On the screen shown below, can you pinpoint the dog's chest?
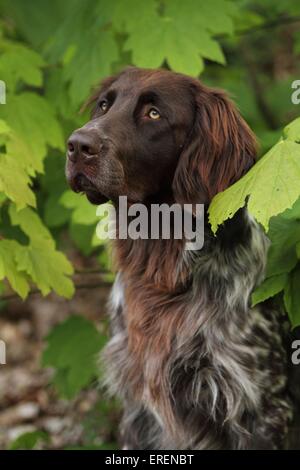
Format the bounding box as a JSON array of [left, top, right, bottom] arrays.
[[106, 274, 259, 425], [107, 273, 285, 424]]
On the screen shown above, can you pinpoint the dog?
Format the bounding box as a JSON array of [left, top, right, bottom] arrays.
[[66, 67, 292, 449]]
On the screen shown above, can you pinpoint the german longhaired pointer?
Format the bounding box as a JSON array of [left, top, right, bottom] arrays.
[[66, 67, 292, 449]]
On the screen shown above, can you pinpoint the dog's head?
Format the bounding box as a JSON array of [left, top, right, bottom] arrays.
[[66, 67, 256, 205]]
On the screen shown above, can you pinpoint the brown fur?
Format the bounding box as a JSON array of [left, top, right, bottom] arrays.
[[66, 68, 291, 449]]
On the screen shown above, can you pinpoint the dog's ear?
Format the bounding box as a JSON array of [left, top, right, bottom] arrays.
[[172, 84, 257, 204]]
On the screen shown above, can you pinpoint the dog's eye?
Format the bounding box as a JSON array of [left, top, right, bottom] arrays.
[[99, 99, 109, 112], [148, 108, 160, 120]]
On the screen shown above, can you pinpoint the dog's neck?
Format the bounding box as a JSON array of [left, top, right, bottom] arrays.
[[108, 206, 269, 436], [113, 206, 266, 295]]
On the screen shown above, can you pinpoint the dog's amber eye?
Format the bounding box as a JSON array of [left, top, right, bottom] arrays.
[[148, 108, 160, 120], [99, 100, 109, 112]]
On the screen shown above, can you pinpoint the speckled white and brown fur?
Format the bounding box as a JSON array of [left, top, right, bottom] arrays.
[[101, 208, 292, 450]]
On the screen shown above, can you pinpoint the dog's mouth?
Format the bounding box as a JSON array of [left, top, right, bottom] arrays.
[[72, 174, 109, 205]]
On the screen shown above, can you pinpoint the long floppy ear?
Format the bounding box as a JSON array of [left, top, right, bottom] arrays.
[[172, 83, 257, 205]]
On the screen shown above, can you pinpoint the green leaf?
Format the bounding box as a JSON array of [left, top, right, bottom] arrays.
[[45, 68, 75, 118], [166, 0, 235, 36], [9, 431, 49, 450], [44, 193, 70, 228], [1, 92, 64, 174], [1, 0, 70, 48], [69, 222, 95, 256], [122, 0, 232, 76], [113, 0, 158, 32], [284, 265, 300, 328], [283, 117, 300, 142], [209, 138, 300, 233], [266, 199, 300, 277], [63, 29, 118, 106], [9, 204, 52, 241], [125, 15, 205, 75], [266, 214, 300, 277], [42, 316, 107, 398], [45, 0, 117, 106], [60, 191, 99, 225], [0, 43, 45, 91], [196, 34, 226, 65], [0, 118, 36, 209], [251, 273, 287, 307], [9, 205, 74, 298], [0, 153, 36, 209], [45, 0, 113, 62], [16, 238, 74, 298], [0, 240, 30, 298]]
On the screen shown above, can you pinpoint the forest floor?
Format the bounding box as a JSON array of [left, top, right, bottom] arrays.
[[0, 279, 119, 450]]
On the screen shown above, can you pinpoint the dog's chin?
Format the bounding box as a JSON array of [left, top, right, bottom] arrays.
[[70, 174, 109, 205], [85, 190, 109, 205]]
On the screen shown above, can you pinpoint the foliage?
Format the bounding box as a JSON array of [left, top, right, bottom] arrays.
[[9, 431, 49, 450], [209, 118, 300, 233], [119, 0, 232, 76], [250, 197, 300, 327], [0, 34, 73, 297], [42, 315, 107, 399]]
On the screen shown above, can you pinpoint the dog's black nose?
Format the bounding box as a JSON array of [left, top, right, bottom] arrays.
[[67, 131, 101, 163]]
